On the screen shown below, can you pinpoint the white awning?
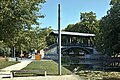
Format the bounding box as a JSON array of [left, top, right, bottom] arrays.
[[50, 31, 95, 37]]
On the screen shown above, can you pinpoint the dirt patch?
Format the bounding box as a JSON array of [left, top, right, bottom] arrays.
[[77, 70, 120, 80]]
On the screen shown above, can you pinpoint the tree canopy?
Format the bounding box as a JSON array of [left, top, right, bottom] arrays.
[[65, 12, 99, 34], [99, 0, 120, 57], [0, 0, 46, 56], [0, 0, 45, 41]]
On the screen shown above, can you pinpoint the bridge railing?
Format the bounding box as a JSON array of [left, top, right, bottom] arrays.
[[45, 43, 94, 51], [61, 43, 94, 47]]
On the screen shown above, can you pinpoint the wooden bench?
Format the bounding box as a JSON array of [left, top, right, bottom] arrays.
[[10, 70, 47, 78]]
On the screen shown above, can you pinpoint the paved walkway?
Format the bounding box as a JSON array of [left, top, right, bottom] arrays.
[[2, 75, 84, 80], [0, 61, 32, 78], [1, 61, 32, 71]]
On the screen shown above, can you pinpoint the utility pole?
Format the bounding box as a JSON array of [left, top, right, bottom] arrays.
[[58, 4, 61, 75]]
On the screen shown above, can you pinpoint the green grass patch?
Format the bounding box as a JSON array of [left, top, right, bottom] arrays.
[[22, 60, 71, 75], [0, 61, 18, 69]]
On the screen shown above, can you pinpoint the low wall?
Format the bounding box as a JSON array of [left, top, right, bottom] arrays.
[[0, 57, 6, 61], [8, 57, 17, 61]]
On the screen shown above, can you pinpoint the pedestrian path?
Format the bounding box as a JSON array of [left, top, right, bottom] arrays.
[[0, 61, 32, 78], [2, 75, 84, 80]]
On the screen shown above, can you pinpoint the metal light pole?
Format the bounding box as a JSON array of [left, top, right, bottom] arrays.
[[58, 4, 61, 75]]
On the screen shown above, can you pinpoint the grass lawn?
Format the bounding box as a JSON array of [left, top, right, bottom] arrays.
[[22, 60, 72, 75], [0, 61, 18, 69]]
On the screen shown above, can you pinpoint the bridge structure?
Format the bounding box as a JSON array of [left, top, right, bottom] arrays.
[[44, 31, 120, 70], [45, 31, 96, 63]]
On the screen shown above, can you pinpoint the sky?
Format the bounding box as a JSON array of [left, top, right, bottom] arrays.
[[39, 0, 111, 30]]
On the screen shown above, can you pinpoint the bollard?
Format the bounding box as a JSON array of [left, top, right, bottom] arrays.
[[45, 71, 47, 76], [10, 71, 14, 78]]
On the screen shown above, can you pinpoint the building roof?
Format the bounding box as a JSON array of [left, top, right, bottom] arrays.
[[50, 31, 95, 37]]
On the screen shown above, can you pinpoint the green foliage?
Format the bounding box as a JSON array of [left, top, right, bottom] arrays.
[[99, 0, 120, 56], [64, 24, 75, 32], [65, 12, 99, 34], [0, 26, 51, 56], [46, 35, 56, 46], [0, 41, 10, 57], [45, 28, 56, 46], [0, 0, 47, 55], [0, 0, 45, 43], [15, 27, 52, 52], [80, 12, 99, 34]]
